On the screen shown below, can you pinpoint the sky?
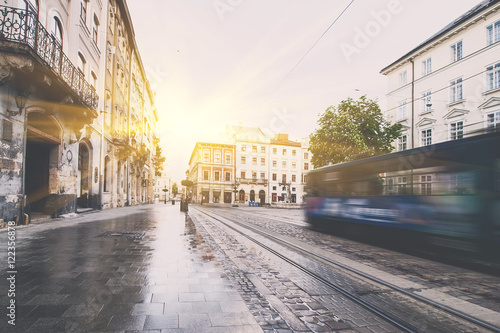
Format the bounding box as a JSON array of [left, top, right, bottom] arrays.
[[126, 0, 482, 182]]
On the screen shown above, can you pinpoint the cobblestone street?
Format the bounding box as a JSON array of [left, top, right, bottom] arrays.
[[1, 204, 500, 332]]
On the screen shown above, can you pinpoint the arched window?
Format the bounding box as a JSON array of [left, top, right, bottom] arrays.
[[77, 52, 86, 77], [91, 71, 97, 88], [52, 17, 63, 45]]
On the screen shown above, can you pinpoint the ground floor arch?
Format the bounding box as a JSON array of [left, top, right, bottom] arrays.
[[25, 112, 61, 214], [259, 190, 266, 204]]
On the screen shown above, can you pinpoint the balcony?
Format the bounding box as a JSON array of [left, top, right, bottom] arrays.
[[237, 178, 268, 186], [0, 4, 98, 111]]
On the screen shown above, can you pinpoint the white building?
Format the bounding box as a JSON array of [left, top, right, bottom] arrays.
[[381, 0, 500, 150], [226, 125, 311, 204]]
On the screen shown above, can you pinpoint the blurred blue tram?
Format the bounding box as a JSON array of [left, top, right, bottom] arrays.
[[305, 131, 500, 255]]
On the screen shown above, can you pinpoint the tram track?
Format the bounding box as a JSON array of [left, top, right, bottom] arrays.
[[192, 206, 500, 333]]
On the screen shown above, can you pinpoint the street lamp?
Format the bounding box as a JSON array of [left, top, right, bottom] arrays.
[[231, 181, 240, 207], [162, 186, 169, 204]]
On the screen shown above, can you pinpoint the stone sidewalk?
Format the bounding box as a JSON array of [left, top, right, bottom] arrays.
[[0, 204, 263, 332]]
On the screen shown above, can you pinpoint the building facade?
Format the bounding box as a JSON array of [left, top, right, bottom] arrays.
[[187, 142, 236, 204], [186, 126, 312, 205], [0, 0, 159, 223], [381, 0, 500, 150]]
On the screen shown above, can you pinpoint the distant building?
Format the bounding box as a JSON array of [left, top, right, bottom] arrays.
[[187, 142, 236, 204], [186, 125, 312, 205], [381, 0, 500, 150], [153, 163, 171, 203]]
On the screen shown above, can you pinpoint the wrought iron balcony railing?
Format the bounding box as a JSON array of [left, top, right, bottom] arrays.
[[237, 178, 268, 186], [0, 5, 98, 110]]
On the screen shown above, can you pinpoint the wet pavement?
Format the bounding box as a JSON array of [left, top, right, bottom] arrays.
[[0, 204, 262, 332]]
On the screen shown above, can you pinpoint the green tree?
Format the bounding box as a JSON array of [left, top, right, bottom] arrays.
[[181, 179, 194, 187], [153, 136, 166, 177], [310, 96, 402, 167], [172, 182, 178, 195]]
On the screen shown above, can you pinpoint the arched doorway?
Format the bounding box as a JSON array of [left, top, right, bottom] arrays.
[[238, 189, 245, 202], [249, 190, 255, 202], [77, 141, 92, 208], [259, 190, 266, 204], [25, 112, 61, 214]]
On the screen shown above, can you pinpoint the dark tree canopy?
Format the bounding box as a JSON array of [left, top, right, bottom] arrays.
[[181, 179, 193, 187], [309, 96, 402, 168]]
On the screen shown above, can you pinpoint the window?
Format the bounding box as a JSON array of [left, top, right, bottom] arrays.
[[273, 148, 277, 154], [204, 170, 209, 180], [252, 172, 257, 179], [450, 78, 463, 103], [225, 153, 231, 164], [203, 152, 209, 162], [303, 175, 308, 183], [282, 149, 287, 155], [252, 145, 257, 153], [2, 120, 13, 141], [486, 62, 500, 91], [273, 186, 277, 190], [91, 71, 97, 89], [215, 171, 220, 181], [292, 162, 296, 169], [214, 152, 221, 163], [92, 15, 99, 44], [260, 172, 265, 180], [450, 121, 464, 140], [80, 0, 88, 23], [398, 134, 407, 151], [421, 91, 431, 113], [241, 171, 245, 179], [104, 156, 110, 192], [421, 175, 432, 195], [292, 175, 296, 182], [241, 145, 246, 152], [451, 41, 462, 62], [261, 146, 266, 153], [272, 173, 277, 181], [241, 156, 246, 164], [421, 129, 432, 146], [52, 17, 63, 45], [486, 20, 500, 45], [422, 58, 431, 76], [225, 172, 231, 181], [304, 162, 309, 170], [399, 70, 407, 86], [77, 52, 86, 76], [292, 150, 296, 156], [398, 100, 407, 120], [272, 160, 277, 168], [304, 152, 309, 160], [252, 157, 257, 165], [107, 42, 113, 68], [397, 176, 407, 194], [487, 111, 500, 129], [261, 158, 265, 166], [282, 161, 287, 168], [282, 174, 287, 183]]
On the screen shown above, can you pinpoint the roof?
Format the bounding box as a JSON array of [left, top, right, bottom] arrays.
[[225, 125, 269, 143], [380, 0, 500, 74]]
